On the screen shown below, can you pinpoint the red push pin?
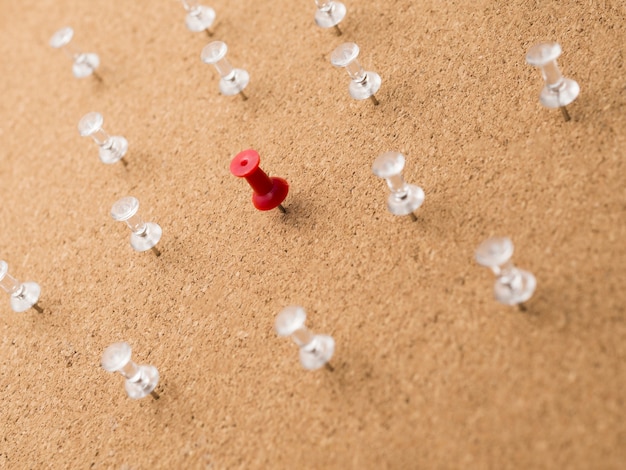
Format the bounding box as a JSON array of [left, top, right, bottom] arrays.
[[230, 149, 289, 213]]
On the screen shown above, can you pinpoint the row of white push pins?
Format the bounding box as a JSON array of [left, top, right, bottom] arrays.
[[48, 2, 580, 118], [109, 237, 536, 399], [104, 236, 535, 401], [2, 231, 535, 401]]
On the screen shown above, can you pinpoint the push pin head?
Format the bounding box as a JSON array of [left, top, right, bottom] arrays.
[[475, 237, 536, 306], [0, 260, 41, 313], [275, 306, 335, 371], [331, 43, 381, 104], [181, 0, 216, 34], [111, 197, 162, 255], [101, 342, 159, 399], [49, 27, 100, 79], [526, 42, 579, 119], [314, 0, 346, 34], [201, 41, 249, 98], [78, 112, 128, 165], [372, 151, 424, 219], [230, 149, 289, 212]]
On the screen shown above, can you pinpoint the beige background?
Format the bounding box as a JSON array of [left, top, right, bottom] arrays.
[[0, 0, 625, 468]]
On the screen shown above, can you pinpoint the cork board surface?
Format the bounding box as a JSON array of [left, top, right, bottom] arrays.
[[1, 0, 625, 468]]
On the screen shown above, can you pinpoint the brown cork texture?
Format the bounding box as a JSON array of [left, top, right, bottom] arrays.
[[0, 0, 625, 468]]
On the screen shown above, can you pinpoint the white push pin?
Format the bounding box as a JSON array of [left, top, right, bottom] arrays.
[[49, 27, 101, 81], [526, 42, 579, 122], [275, 306, 335, 371], [201, 41, 249, 100], [331, 43, 381, 105], [314, 0, 346, 36], [78, 112, 128, 166], [372, 151, 424, 221], [111, 197, 162, 256], [0, 261, 42, 313], [101, 342, 160, 399], [475, 237, 536, 311], [181, 0, 216, 36]]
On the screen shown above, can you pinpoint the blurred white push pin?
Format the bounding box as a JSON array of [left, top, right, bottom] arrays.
[[475, 237, 536, 311], [111, 197, 162, 256], [275, 306, 335, 371], [314, 0, 346, 36], [101, 342, 160, 399], [78, 112, 128, 166], [372, 151, 424, 221], [181, 0, 216, 36], [331, 43, 381, 105], [201, 41, 249, 100], [526, 42, 579, 122], [49, 27, 101, 81], [0, 261, 42, 313]]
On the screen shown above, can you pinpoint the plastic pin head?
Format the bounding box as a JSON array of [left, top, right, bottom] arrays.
[[275, 306, 335, 371], [201, 41, 249, 99], [78, 112, 128, 165], [111, 197, 162, 255], [230, 149, 289, 212], [526, 42, 579, 120], [372, 151, 424, 219], [314, 0, 347, 35], [475, 237, 536, 306], [331, 42, 381, 103], [49, 27, 101, 80], [181, 0, 216, 34], [101, 342, 160, 399], [0, 260, 42, 313]]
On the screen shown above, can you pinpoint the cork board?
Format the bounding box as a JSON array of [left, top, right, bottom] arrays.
[[1, 0, 625, 468]]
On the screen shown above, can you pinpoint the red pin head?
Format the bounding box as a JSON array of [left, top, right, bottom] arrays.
[[230, 149, 289, 212]]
